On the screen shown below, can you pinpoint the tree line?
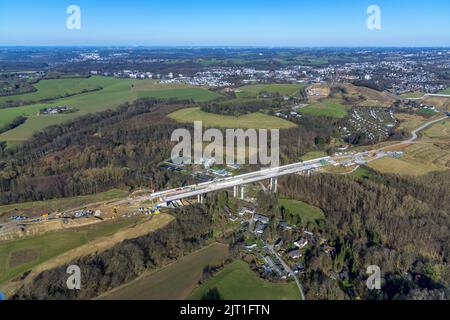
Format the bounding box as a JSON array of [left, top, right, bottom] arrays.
[[0, 116, 27, 134]]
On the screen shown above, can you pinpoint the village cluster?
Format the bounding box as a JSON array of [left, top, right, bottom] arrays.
[[81, 50, 450, 95], [229, 206, 337, 282], [313, 50, 450, 94], [341, 107, 398, 143]]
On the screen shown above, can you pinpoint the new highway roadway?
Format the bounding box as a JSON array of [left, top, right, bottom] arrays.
[[147, 114, 448, 204]]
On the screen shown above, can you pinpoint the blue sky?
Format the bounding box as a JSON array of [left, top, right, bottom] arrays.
[[1, 0, 450, 46]]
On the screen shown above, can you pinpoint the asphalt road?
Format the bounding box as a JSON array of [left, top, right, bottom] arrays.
[[268, 244, 306, 300], [158, 157, 329, 202], [155, 114, 449, 203]]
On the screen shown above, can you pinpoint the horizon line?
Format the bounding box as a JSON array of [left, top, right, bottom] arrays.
[[1, 45, 450, 49]]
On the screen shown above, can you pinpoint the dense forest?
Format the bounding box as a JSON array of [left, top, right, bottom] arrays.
[[200, 99, 281, 116], [278, 171, 450, 300], [0, 98, 195, 204], [0, 97, 331, 205]]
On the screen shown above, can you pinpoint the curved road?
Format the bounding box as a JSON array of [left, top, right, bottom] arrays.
[[268, 244, 306, 300], [403, 93, 450, 100], [407, 116, 448, 142], [380, 115, 448, 151]]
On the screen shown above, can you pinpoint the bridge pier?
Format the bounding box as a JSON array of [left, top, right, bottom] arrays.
[[233, 185, 238, 198], [197, 194, 205, 204], [269, 177, 278, 193], [240, 186, 245, 200]]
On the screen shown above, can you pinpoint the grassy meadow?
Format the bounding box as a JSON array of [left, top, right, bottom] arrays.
[[101, 243, 229, 300], [368, 143, 450, 176], [189, 260, 301, 300], [235, 83, 306, 99], [0, 216, 147, 285], [299, 150, 328, 161], [300, 99, 348, 118], [278, 199, 325, 223], [439, 87, 450, 95], [168, 107, 297, 129], [0, 76, 118, 107], [423, 119, 450, 139], [0, 77, 221, 144]]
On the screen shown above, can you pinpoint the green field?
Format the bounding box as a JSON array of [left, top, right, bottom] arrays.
[[168, 107, 297, 129], [299, 150, 328, 161], [367, 134, 450, 176], [0, 77, 221, 144], [101, 243, 229, 300], [296, 58, 329, 66], [137, 87, 220, 102], [396, 113, 429, 131], [235, 83, 306, 99], [351, 167, 374, 180], [423, 119, 450, 139], [189, 260, 300, 300], [0, 76, 118, 107], [301, 99, 348, 118], [439, 87, 450, 95], [0, 189, 128, 216], [278, 199, 325, 223], [368, 157, 432, 176], [368, 145, 450, 176], [0, 216, 143, 285], [399, 91, 425, 99]]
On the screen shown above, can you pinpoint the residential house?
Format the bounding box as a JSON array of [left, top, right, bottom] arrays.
[[279, 221, 293, 231], [294, 237, 309, 249], [293, 263, 305, 274], [254, 221, 267, 235], [288, 249, 302, 259], [253, 214, 270, 224], [263, 255, 284, 278], [322, 244, 336, 257], [238, 207, 255, 216], [274, 238, 284, 249]]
